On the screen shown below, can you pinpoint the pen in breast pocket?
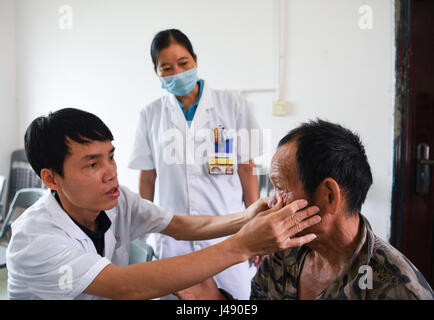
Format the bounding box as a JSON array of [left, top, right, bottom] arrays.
[[214, 127, 218, 153], [218, 126, 224, 153]]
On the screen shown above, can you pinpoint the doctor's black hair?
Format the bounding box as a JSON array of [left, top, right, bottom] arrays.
[[24, 108, 114, 178], [277, 119, 373, 215], [150, 29, 196, 71]]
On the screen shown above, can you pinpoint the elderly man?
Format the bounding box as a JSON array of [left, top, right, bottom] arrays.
[[177, 119, 434, 300]]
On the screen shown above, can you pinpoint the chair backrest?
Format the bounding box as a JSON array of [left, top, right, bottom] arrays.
[[0, 176, 6, 218], [256, 164, 273, 198], [5, 149, 44, 216], [129, 239, 155, 264], [0, 176, 6, 200], [0, 188, 47, 239]]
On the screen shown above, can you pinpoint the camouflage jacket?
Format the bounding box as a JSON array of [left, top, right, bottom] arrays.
[[250, 214, 434, 300]]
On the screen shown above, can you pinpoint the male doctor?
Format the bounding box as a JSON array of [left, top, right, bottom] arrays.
[[6, 108, 321, 300]]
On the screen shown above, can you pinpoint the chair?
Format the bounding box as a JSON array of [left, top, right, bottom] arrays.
[[4, 150, 44, 220], [129, 239, 155, 265], [0, 188, 47, 268], [256, 164, 273, 198]]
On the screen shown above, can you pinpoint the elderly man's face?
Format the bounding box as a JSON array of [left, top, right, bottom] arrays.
[[269, 142, 307, 206], [268, 141, 321, 237]]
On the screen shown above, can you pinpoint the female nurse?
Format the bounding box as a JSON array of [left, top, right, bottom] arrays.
[[128, 29, 264, 299]]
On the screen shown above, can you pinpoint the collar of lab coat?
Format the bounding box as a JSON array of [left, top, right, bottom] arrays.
[[166, 79, 214, 131], [44, 192, 117, 258]]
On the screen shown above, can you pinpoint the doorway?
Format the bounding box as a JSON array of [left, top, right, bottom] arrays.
[[391, 0, 434, 287]]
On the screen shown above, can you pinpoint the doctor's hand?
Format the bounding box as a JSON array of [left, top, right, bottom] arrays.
[[243, 197, 270, 221], [231, 198, 321, 259], [246, 195, 282, 267]]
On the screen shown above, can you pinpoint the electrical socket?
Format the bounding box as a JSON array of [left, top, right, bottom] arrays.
[[272, 100, 288, 116]]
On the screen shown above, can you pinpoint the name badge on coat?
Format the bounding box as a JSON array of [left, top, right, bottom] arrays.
[[208, 125, 234, 175]]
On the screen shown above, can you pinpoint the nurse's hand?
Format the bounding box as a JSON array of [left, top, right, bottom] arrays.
[[232, 198, 321, 259]]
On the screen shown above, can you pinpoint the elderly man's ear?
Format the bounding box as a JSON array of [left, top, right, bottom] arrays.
[[315, 178, 341, 216]]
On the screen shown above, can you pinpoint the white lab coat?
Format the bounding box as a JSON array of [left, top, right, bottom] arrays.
[[6, 185, 173, 300], [128, 81, 264, 299]]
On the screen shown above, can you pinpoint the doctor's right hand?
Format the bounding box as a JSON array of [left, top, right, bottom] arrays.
[[231, 198, 321, 259]]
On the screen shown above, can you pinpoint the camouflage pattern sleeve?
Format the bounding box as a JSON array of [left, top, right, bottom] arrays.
[[371, 283, 419, 300], [368, 240, 434, 300], [250, 254, 273, 300]]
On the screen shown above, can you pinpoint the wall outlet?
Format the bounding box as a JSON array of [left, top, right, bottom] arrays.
[[272, 100, 288, 116]]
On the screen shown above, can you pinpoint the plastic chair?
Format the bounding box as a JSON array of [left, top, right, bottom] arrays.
[[0, 188, 47, 268], [129, 239, 155, 265], [4, 150, 44, 220]]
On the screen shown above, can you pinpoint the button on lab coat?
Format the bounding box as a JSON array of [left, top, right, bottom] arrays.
[[6, 185, 173, 300], [128, 81, 265, 299]]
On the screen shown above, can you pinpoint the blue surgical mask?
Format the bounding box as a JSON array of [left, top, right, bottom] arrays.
[[159, 68, 199, 96]]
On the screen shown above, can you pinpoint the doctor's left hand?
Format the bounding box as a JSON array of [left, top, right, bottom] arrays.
[[244, 197, 269, 222], [246, 197, 277, 267], [244, 197, 274, 267], [243, 198, 270, 268]]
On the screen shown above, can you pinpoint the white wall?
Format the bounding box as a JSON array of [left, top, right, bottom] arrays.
[[15, 0, 275, 188], [0, 0, 18, 202], [11, 0, 395, 240], [251, 0, 396, 241]]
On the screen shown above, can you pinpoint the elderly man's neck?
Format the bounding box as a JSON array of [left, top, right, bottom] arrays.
[[307, 213, 361, 268]]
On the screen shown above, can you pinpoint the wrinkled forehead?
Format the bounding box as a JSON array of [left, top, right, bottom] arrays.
[[269, 142, 297, 183]]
